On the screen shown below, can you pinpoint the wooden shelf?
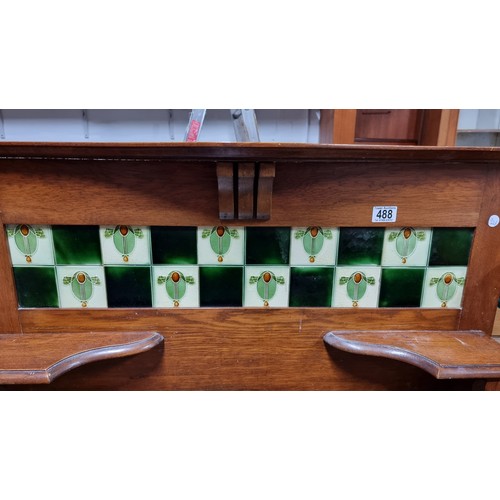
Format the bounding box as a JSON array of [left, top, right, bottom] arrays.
[[0, 331, 163, 384], [323, 330, 500, 379]]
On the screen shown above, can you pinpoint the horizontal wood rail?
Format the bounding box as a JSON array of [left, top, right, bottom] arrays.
[[0, 331, 163, 384], [324, 330, 500, 379]]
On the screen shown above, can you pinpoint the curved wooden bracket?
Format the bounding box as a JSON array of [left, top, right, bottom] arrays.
[[324, 330, 500, 379], [216, 161, 275, 220], [0, 331, 163, 384]]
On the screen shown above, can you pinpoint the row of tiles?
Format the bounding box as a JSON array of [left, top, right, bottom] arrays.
[[6, 225, 474, 268], [13, 264, 468, 309]]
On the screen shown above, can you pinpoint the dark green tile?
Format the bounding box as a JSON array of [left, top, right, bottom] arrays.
[[289, 267, 333, 307], [379, 268, 425, 307], [13, 267, 59, 308], [337, 228, 385, 265], [53, 225, 102, 265], [105, 266, 152, 307], [429, 228, 474, 266], [246, 227, 290, 265], [151, 227, 197, 264], [199, 267, 243, 307]]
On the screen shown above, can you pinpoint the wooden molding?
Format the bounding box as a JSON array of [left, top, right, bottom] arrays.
[[0, 331, 163, 384], [324, 330, 500, 379], [216, 162, 235, 219], [256, 162, 275, 220], [216, 161, 275, 220], [0, 214, 21, 333]]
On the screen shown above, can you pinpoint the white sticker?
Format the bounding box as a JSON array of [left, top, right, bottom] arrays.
[[488, 215, 499, 228], [372, 206, 397, 223]]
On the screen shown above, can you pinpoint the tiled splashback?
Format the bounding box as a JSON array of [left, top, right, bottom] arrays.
[[5, 225, 474, 309]]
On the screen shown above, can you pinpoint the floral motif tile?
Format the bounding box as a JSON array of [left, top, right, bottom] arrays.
[[56, 266, 107, 308], [100, 225, 151, 264], [6, 225, 55, 265], [244, 266, 290, 307], [5, 224, 476, 310], [289, 227, 338, 265], [381, 227, 432, 267], [197, 226, 244, 265], [152, 266, 199, 308], [332, 266, 381, 308], [421, 267, 467, 309]]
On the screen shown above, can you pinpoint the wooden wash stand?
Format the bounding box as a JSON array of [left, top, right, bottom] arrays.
[[0, 142, 499, 390]]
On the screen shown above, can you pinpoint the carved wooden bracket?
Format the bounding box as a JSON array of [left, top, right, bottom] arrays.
[[324, 330, 500, 379], [216, 162, 276, 220], [0, 331, 163, 384]]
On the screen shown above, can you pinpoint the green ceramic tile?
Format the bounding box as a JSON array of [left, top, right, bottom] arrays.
[[152, 265, 199, 308], [289, 267, 334, 307], [105, 266, 152, 307], [245, 227, 290, 265], [421, 267, 467, 309], [381, 227, 432, 267], [151, 227, 197, 264], [429, 228, 474, 266], [100, 225, 151, 264], [290, 227, 338, 265], [337, 228, 385, 266], [197, 226, 245, 265], [244, 266, 290, 307], [333, 266, 381, 308], [56, 266, 107, 308], [52, 225, 102, 265], [13, 267, 59, 308], [379, 268, 425, 307], [6, 224, 55, 265], [199, 266, 243, 307]]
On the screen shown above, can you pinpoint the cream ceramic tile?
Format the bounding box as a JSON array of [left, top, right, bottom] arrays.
[[381, 227, 431, 267], [56, 266, 107, 308], [333, 266, 381, 308], [152, 265, 199, 308], [197, 226, 244, 265], [100, 225, 151, 264], [6, 224, 55, 265], [421, 267, 467, 309], [244, 266, 290, 307], [290, 227, 338, 265]]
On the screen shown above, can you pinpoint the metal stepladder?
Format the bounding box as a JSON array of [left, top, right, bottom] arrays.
[[184, 109, 260, 142], [183, 110, 274, 222]]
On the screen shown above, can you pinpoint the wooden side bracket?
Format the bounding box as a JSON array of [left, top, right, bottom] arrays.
[[0, 331, 163, 384], [324, 330, 500, 379], [216, 161, 276, 220]]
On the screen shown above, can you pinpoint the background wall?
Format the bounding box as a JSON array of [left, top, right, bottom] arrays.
[[2, 109, 500, 146], [0, 109, 321, 143], [456, 109, 500, 146]]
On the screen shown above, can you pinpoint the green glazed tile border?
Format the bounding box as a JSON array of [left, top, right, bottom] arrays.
[[5, 225, 474, 309]]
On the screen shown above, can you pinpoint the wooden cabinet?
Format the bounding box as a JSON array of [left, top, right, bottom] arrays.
[[320, 109, 459, 146], [0, 142, 498, 390]]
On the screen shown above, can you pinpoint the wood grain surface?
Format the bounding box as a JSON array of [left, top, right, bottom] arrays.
[[324, 330, 500, 379], [0, 331, 162, 384], [0, 160, 486, 227], [0, 142, 497, 390]]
